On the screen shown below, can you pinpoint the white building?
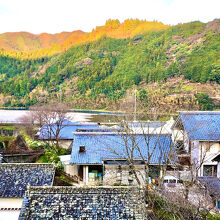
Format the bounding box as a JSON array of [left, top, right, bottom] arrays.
[[173, 111, 220, 178]]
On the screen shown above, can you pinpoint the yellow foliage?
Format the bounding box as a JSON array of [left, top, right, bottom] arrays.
[[0, 19, 169, 59]]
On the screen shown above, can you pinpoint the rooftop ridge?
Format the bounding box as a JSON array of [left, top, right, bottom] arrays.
[[27, 185, 140, 189], [0, 163, 54, 167], [25, 186, 143, 196], [73, 131, 124, 135], [73, 132, 172, 136], [178, 111, 220, 115]]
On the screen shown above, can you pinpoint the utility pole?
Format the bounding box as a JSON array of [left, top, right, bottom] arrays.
[[59, 88, 62, 103], [134, 89, 137, 122]]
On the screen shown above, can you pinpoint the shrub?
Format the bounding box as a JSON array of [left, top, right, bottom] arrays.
[[195, 92, 214, 110]]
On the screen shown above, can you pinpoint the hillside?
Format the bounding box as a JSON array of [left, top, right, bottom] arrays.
[[0, 19, 168, 58], [0, 31, 73, 51], [0, 19, 219, 112]]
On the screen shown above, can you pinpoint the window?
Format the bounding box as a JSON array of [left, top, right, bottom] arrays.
[[176, 141, 184, 152], [149, 166, 160, 178], [0, 142, 4, 152], [203, 165, 217, 177]]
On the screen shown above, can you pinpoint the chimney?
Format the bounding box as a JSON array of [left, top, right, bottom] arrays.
[[79, 145, 85, 153]]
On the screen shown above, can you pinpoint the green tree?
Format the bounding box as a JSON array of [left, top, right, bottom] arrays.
[[138, 89, 147, 100], [195, 92, 214, 110]]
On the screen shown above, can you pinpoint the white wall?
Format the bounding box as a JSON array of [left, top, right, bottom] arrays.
[[103, 165, 146, 186], [191, 141, 200, 167], [0, 198, 23, 208], [195, 141, 219, 177], [217, 163, 220, 178], [0, 198, 23, 220], [58, 140, 73, 149], [0, 211, 20, 220], [65, 164, 79, 176]]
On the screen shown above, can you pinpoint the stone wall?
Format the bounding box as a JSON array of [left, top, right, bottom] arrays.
[[103, 165, 146, 186], [65, 164, 79, 176]]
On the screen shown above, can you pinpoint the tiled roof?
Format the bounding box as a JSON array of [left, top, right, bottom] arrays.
[[38, 121, 99, 140], [128, 121, 166, 129], [0, 163, 55, 198], [19, 186, 146, 220], [70, 133, 174, 164], [179, 111, 220, 140]]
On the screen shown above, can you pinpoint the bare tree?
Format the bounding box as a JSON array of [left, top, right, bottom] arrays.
[[95, 117, 178, 218], [100, 114, 219, 219], [20, 103, 70, 152]]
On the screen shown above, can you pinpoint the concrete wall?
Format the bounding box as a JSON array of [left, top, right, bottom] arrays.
[[191, 141, 220, 177], [183, 132, 190, 152], [65, 164, 79, 176], [58, 140, 73, 149], [0, 198, 23, 209], [200, 142, 219, 177], [217, 163, 220, 178], [103, 165, 146, 186], [191, 140, 200, 170], [0, 198, 23, 220], [46, 140, 72, 149], [0, 211, 20, 220]]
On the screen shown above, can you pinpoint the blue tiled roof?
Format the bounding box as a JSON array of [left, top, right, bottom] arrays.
[[70, 133, 174, 164], [179, 111, 220, 140], [39, 121, 99, 140], [128, 121, 166, 129]]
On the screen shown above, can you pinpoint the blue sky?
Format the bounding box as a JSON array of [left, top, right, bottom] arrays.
[[0, 0, 219, 34]]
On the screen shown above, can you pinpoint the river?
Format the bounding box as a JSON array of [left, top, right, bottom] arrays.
[[0, 109, 124, 123]]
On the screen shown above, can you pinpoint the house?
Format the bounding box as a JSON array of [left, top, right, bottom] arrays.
[[173, 111, 220, 178], [19, 186, 146, 219], [68, 129, 175, 186], [127, 117, 175, 135], [0, 126, 19, 153], [0, 163, 55, 220], [0, 127, 19, 138], [36, 120, 99, 149]]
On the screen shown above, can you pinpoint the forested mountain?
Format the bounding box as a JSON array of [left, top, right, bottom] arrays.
[[0, 31, 74, 51], [0, 19, 168, 59], [0, 19, 219, 112]]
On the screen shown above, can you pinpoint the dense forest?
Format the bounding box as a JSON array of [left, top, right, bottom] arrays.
[[0, 19, 219, 112]]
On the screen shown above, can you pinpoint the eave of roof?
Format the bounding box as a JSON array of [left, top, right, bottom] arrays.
[[175, 111, 220, 141]]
